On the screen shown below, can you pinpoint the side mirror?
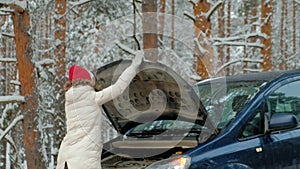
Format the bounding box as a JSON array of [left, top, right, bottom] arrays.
[[269, 113, 298, 132]]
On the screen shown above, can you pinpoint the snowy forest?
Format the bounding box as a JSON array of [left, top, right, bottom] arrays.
[[0, 0, 299, 168]]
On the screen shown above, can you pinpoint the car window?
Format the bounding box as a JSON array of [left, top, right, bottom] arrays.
[[267, 80, 300, 124], [239, 104, 265, 139], [239, 80, 300, 139]]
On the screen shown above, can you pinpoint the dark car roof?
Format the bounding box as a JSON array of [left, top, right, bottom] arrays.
[[197, 69, 300, 85]]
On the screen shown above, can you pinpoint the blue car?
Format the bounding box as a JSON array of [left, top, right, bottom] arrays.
[[97, 60, 300, 169]]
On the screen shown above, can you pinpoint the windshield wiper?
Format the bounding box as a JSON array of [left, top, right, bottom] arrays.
[[127, 129, 166, 137]]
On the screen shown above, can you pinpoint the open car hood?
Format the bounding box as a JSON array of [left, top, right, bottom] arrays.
[[95, 60, 210, 134]]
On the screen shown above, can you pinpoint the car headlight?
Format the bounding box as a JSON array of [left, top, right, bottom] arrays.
[[146, 156, 191, 169]]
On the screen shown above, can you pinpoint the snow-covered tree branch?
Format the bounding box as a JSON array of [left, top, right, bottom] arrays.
[[0, 0, 27, 12], [0, 129, 17, 152], [1, 32, 14, 38], [0, 7, 14, 15], [204, 0, 224, 20], [0, 58, 17, 62], [184, 11, 195, 21], [115, 40, 137, 55], [194, 38, 209, 56], [217, 58, 263, 73], [213, 33, 268, 42], [213, 41, 264, 48], [0, 115, 24, 141], [0, 96, 25, 103], [61, 0, 95, 18]]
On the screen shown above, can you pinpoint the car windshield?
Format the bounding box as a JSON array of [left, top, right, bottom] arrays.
[[195, 79, 267, 131]]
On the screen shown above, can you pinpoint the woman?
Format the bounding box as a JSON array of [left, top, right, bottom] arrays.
[[56, 53, 143, 169]]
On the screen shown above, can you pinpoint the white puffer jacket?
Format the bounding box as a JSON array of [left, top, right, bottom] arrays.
[[56, 56, 142, 169]]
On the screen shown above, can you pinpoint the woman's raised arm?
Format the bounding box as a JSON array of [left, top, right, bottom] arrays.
[[95, 52, 143, 105]]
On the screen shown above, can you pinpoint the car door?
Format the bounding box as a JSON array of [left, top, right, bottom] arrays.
[[236, 103, 267, 169], [263, 79, 300, 169]]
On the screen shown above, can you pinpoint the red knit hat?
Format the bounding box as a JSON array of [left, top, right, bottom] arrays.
[[68, 64, 92, 81]]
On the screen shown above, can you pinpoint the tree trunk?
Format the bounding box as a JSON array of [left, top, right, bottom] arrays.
[[142, 0, 158, 61], [193, 0, 214, 80], [158, 0, 166, 43], [279, 0, 285, 70], [0, 16, 6, 95], [12, 7, 44, 169], [261, 0, 273, 71], [54, 0, 67, 160], [244, 0, 258, 74], [217, 2, 225, 76], [284, 0, 288, 70], [243, 1, 249, 73], [292, 0, 296, 68], [226, 0, 231, 75], [171, 0, 175, 49], [55, 0, 66, 80], [250, 0, 258, 56]]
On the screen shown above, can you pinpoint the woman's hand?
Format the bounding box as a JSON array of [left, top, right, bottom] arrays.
[[132, 51, 144, 68]]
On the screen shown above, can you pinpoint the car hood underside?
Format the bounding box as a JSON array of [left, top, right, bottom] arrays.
[[95, 60, 209, 134]]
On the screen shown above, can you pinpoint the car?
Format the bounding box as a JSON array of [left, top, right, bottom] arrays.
[[96, 60, 300, 169]]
